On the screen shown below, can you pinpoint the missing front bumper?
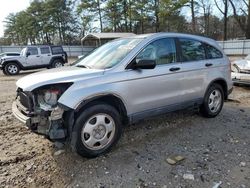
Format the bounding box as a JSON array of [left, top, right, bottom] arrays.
[[12, 101, 67, 140]]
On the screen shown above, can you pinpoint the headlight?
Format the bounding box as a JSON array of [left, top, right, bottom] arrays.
[[35, 83, 73, 110], [38, 89, 59, 107]]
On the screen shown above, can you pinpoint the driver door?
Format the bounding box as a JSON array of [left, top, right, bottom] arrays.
[[124, 38, 184, 116], [26, 47, 42, 66]]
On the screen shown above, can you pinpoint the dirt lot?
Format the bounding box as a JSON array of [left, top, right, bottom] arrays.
[[0, 69, 249, 188]]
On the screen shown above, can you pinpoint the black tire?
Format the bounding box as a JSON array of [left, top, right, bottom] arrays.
[[4, 63, 20, 75], [51, 59, 64, 68], [200, 83, 224, 118], [2, 69, 9, 75], [72, 104, 122, 158]]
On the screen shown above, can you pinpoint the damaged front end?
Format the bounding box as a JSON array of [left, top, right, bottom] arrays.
[[12, 83, 73, 140]]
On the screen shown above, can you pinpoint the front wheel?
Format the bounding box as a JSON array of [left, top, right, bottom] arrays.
[[200, 84, 224, 118], [4, 63, 20, 75], [72, 104, 122, 158]]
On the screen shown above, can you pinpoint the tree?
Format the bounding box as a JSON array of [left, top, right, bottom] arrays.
[[229, 0, 250, 39], [78, 0, 104, 32], [214, 0, 229, 40]]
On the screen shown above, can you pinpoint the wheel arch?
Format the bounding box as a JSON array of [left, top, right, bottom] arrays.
[[2, 60, 24, 70], [75, 94, 128, 124], [205, 78, 228, 100], [49, 56, 65, 65]]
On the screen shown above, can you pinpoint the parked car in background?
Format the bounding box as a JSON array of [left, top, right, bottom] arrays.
[[12, 33, 233, 158], [0, 52, 20, 59], [231, 55, 250, 85], [0, 46, 67, 75]]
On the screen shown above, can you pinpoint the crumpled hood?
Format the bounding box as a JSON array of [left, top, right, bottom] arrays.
[[233, 59, 250, 69], [16, 66, 104, 91]]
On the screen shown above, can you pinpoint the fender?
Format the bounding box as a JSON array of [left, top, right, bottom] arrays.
[[204, 78, 228, 100], [49, 56, 65, 65], [2, 60, 25, 70]]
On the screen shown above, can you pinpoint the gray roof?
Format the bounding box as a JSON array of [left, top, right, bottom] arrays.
[[81, 32, 136, 41]]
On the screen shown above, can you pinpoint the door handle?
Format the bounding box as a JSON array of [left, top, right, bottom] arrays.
[[205, 63, 213, 67], [169, 67, 180, 72], [36, 55, 40, 57], [47, 54, 51, 56]]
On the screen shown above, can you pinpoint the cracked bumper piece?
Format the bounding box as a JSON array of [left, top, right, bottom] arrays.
[[12, 101, 32, 126], [12, 101, 67, 140]]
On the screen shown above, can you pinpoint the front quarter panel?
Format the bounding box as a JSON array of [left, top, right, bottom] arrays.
[[57, 71, 130, 112]]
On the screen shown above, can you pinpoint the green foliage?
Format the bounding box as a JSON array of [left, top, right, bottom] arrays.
[[4, 0, 81, 45]]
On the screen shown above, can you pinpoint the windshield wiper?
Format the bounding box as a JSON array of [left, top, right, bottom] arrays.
[[76, 65, 91, 69]]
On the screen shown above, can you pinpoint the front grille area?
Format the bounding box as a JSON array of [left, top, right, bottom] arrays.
[[16, 90, 33, 113]]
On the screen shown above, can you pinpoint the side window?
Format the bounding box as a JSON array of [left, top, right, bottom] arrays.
[[40, 47, 50, 54], [206, 44, 223, 59], [136, 38, 176, 65], [51, 46, 63, 54], [27, 47, 38, 55], [179, 38, 206, 62]]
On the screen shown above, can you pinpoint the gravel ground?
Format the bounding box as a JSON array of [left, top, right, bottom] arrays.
[[0, 69, 249, 188]]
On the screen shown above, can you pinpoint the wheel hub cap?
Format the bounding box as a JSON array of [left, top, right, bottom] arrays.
[[208, 89, 222, 113], [81, 114, 115, 150]]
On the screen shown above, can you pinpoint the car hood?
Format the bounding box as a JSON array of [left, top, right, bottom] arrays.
[[1, 56, 21, 61], [16, 66, 104, 91], [233, 59, 250, 69]]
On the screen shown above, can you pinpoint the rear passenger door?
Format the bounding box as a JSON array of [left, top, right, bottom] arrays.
[[176, 38, 210, 102], [40, 47, 52, 65]]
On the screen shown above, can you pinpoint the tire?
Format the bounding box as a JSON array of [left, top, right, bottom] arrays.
[[4, 63, 20, 75], [2, 69, 9, 75], [72, 104, 122, 158], [51, 59, 64, 68], [200, 83, 224, 118]]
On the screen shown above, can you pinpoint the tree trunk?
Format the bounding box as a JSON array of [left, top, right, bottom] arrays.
[[223, 0, 228, 40], [247, 0, 250, 38], [155, 0, 160, 32], [191, 0, 196, 33], [97, 0, 103, 32]]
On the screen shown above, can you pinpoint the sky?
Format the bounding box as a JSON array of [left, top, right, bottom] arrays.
[[0, 0, 30, 37]]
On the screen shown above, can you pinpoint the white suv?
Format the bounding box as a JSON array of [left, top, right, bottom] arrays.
[[12, 33, 233, 158], [0, 46, 67, 75]]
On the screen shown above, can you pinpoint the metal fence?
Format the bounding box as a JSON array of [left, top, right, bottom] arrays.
[[217, 40, 250, 56], [0, 45, 94, 57], [1, 40, 250, 56]]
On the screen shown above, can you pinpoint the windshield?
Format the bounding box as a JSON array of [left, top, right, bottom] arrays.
[[75, 38, 142, 69], [20, 48, 26, 56]]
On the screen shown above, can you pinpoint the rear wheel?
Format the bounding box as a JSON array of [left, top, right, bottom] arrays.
[[4, 63, 20, 75], [72, 104, 122, 158], [2, 69, 9, 75], [200, 83, 224, 118], [51, 59, 64, 68]]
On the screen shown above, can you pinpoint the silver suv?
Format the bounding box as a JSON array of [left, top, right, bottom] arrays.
[[0, 46, 67, 75], [12, 33, 233, 158]]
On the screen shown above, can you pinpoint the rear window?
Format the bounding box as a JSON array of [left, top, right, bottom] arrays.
[[40, 47, 50, 54], [206, 44, 223, 59], [179, 38, 206, 62], [51, 46, 63, 54]]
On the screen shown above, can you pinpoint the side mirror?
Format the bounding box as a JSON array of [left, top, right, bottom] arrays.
[[26, 52, 31, 57], [134, 59, 156, 69]]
